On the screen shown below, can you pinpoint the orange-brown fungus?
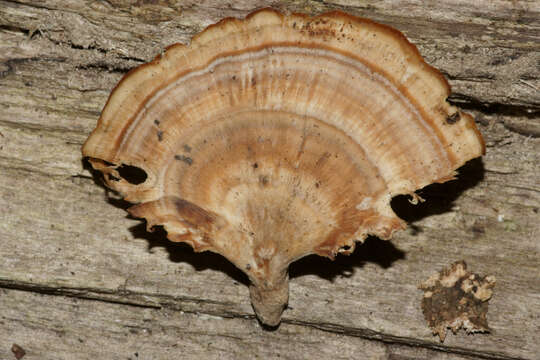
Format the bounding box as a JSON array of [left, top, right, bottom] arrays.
[[82, 9, 485, 326]]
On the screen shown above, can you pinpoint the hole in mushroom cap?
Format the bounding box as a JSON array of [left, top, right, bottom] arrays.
[[339, 245, 351, 252], [116, 164, 147, 185]]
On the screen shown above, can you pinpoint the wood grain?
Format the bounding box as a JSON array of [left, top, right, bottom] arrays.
[[1, 1, 538, 359]]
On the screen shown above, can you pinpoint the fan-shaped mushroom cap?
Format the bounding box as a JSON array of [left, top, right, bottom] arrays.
[[82, 9, 484, 326]]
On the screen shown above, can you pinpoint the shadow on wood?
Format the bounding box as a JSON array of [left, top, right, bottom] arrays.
[[130, 222, 251, 286], [391, 157, 485, 224], [289, 237, 406, 281]]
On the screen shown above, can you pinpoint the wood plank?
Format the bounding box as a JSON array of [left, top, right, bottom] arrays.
[[1, 0, 538, 111], [2, 288, 487, 360], [1, 100, 537, 359], [1, 0, 539, 359]]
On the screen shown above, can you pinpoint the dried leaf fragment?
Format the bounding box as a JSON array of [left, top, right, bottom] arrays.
[[419, 261, 496, 342], [82, 9, 485, 326], [11, 343, 26, 360]]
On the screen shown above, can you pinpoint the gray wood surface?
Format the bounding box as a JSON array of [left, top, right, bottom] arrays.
[[1, 1, 538, 359]]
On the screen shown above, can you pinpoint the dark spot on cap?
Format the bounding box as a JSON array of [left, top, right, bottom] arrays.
[[315, 151, 331, 167], [446, 112, 460, 124], [173, 198, 215, 229], [259, 175, 269, 186], [183, 144, 192, 153], [174, 154, 193, 165], [253, 162, 259, 169], [157, 130, 164, 141], [154, 119, 160, 126]]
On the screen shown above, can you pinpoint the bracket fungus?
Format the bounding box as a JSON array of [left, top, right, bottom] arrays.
[[82, 9, 485, 326]]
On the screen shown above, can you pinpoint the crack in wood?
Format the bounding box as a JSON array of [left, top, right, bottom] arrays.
[[0, 279, 233, 309], [0, 279, 524, 360], [449, 95, 540, 116], [0, 119, 90, 136], [0, 23, 31, 35], [75, 62, 133, 74], [283, 320, 525, 360]]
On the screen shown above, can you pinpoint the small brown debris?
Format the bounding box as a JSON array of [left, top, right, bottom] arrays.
[[11, 343, 26, 359], [419, 261, 496, 342]]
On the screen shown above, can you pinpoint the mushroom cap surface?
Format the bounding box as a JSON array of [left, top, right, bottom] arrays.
[[82, 9, 485, 326]]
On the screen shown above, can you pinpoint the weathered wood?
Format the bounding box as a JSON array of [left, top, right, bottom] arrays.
[[1, 0, 538, 359], [2, 288, 487, 360]]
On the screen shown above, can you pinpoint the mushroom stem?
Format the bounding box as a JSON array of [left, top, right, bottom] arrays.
[[249, 272, 289, 326]]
